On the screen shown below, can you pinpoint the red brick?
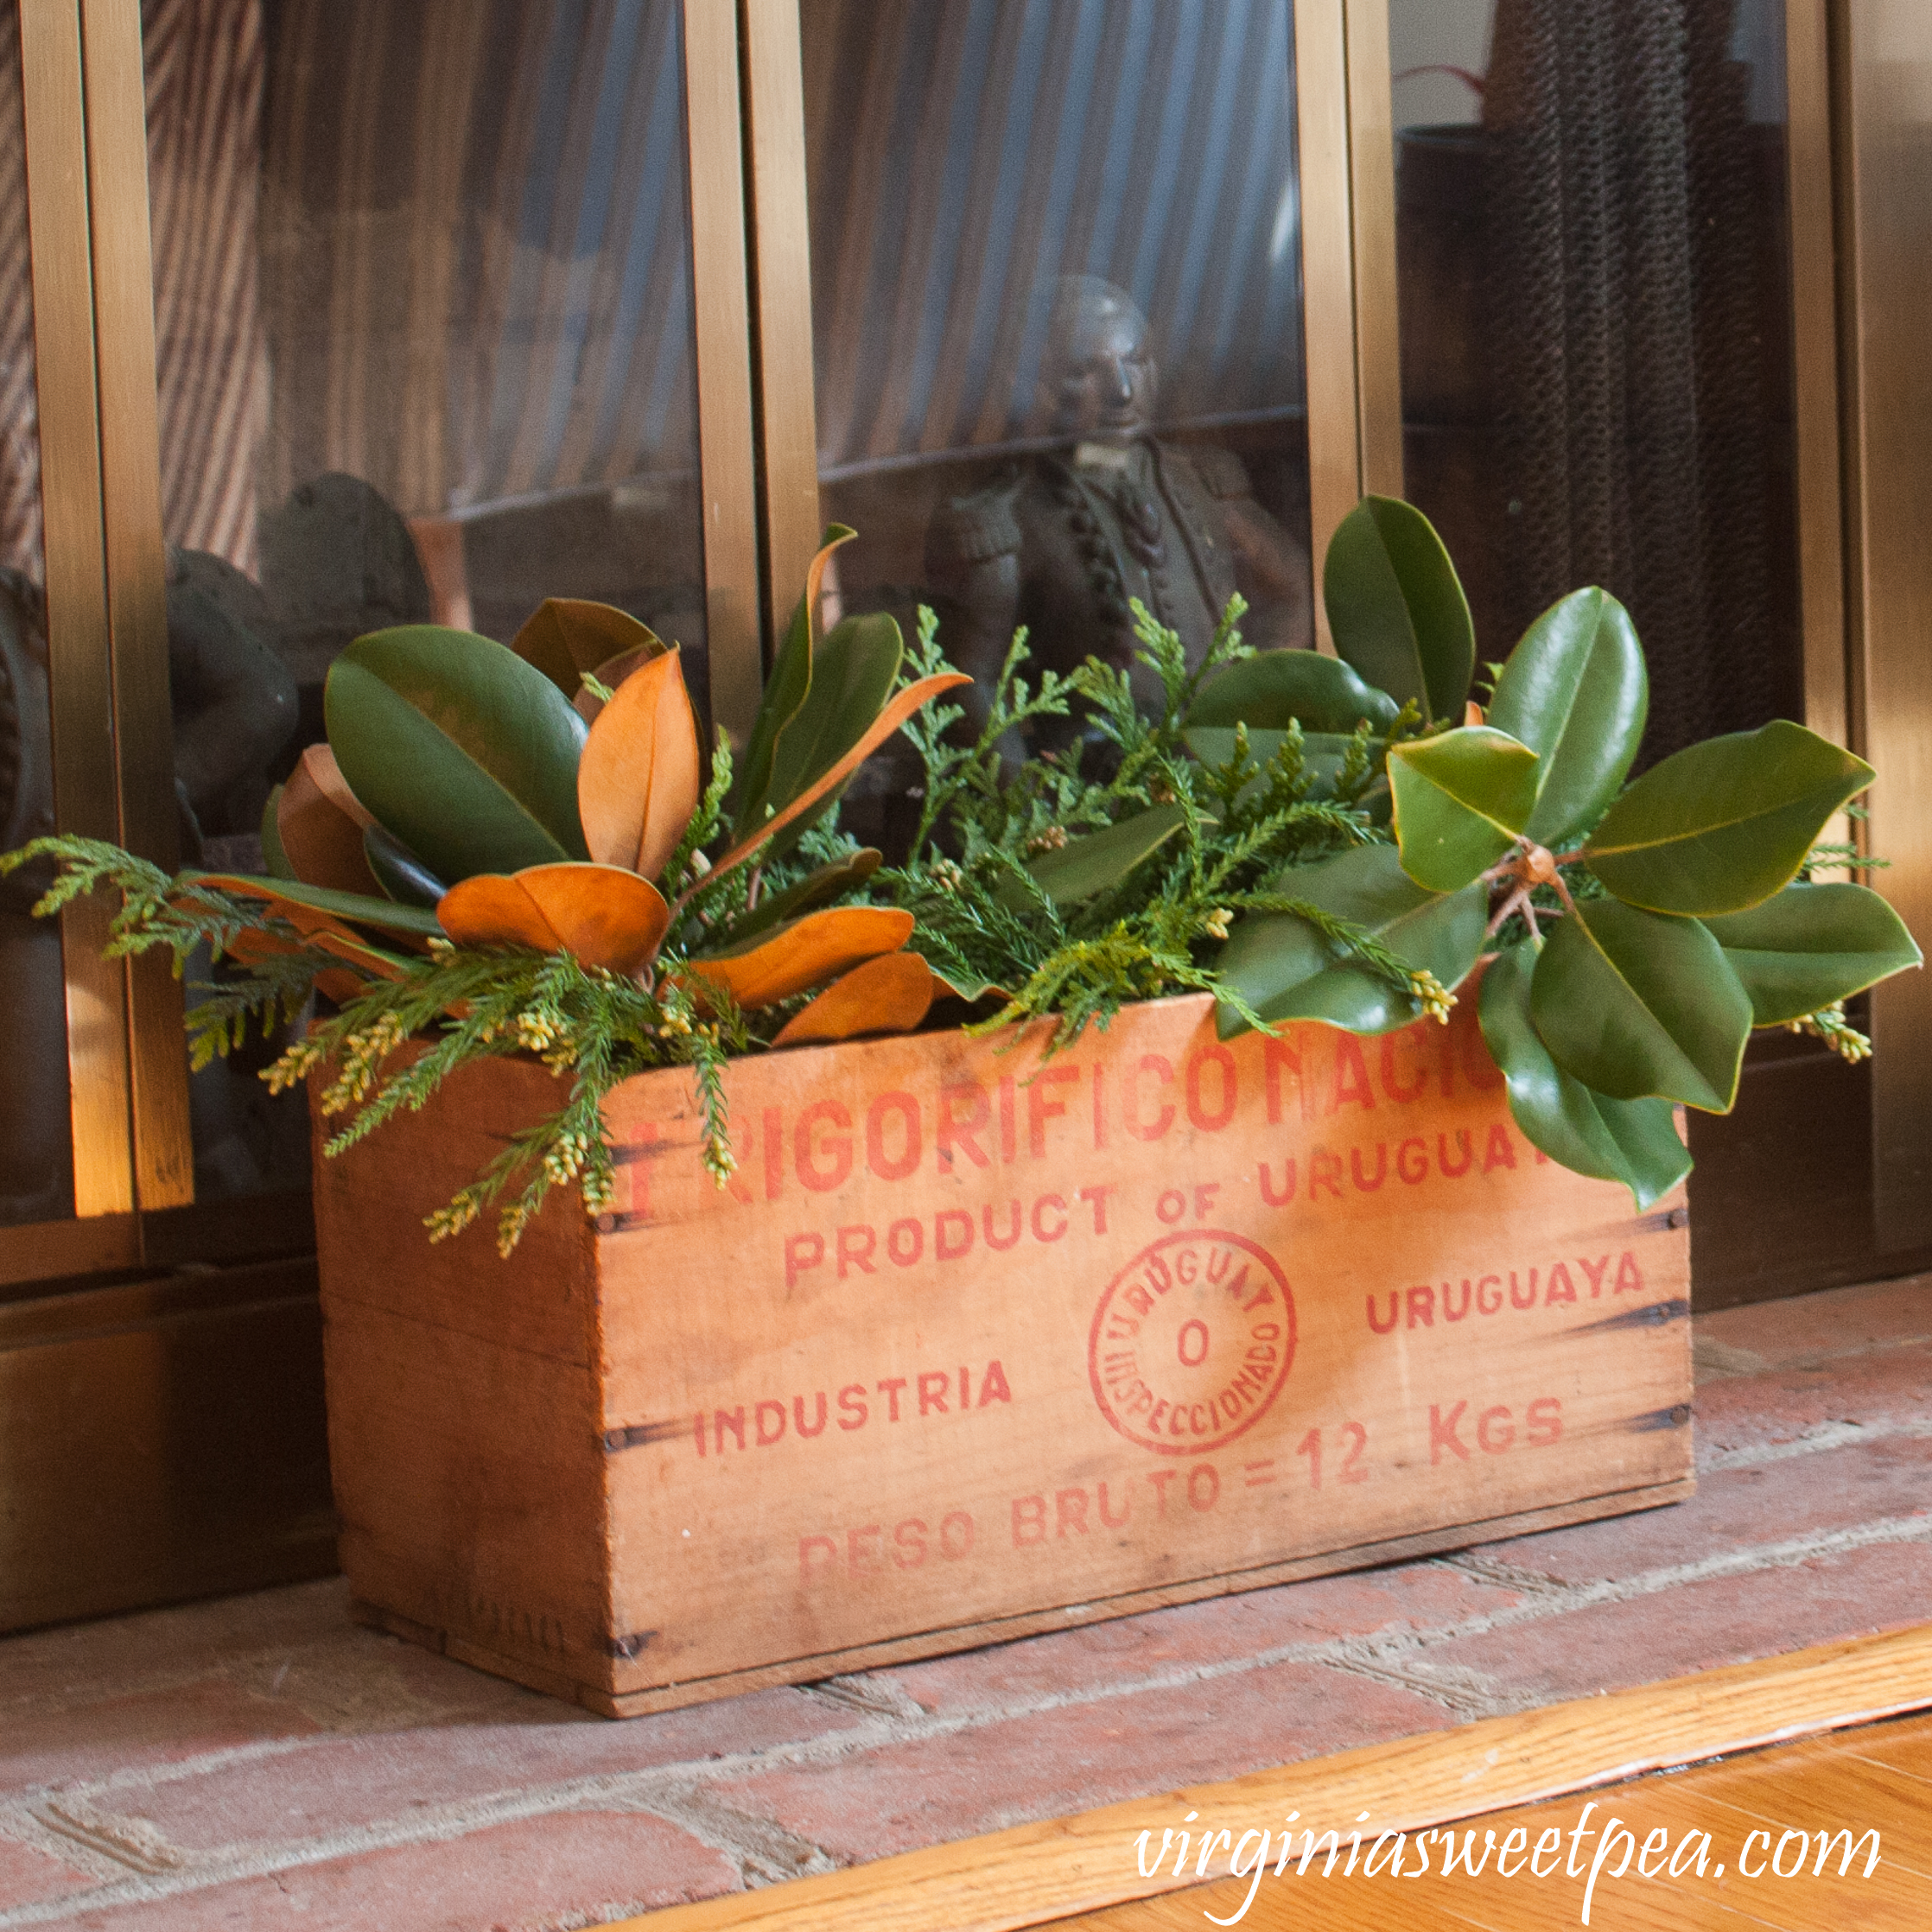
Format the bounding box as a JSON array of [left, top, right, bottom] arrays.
[[57, 1809, 735, 1932], [1433, 1541, 1932, 1706], [0, 1580, 348, 1709], [1472, 1434, 1932, 1586], [0, 1835, 96, 1910], [0, 1681, 320, 1798], [0, 1579, 563, 1745], [1694, 1344, 1932, 1456], [878, 1564, 1522, 1717], [121, 1687, 863, 1853], [719, 1663, 1454, 1861], [1699, 1274, 1932, 1372]]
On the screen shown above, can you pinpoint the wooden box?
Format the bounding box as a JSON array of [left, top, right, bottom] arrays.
[[313, 991, 1693, 1717]]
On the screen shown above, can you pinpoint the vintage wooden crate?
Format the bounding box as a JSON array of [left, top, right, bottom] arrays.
[[313, 989, 1693, 1717]]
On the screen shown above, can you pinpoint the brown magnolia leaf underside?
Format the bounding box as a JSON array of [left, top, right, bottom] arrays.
[[683, 905, 916, 1010], [438, 862, 670, 976], [577, 645, 702, 880], [512, 598, 665, 701], [573, 645, 662, 723], [277, 746, 381, 898], [773, 949, 935, 1045]]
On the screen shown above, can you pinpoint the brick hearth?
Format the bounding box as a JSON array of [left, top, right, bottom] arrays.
[[0, 1276, 1926, 1930]]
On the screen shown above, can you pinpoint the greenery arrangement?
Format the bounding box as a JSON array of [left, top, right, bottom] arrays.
[[3, 503, 1917, 1253]]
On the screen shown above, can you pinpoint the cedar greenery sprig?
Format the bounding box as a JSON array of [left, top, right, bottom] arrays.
[[874, 594, 1435, 1044], [6, 496, 1918, 1251]]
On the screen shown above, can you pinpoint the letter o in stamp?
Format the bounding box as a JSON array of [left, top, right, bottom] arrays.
[[1087, 1230, 1295, 1453]]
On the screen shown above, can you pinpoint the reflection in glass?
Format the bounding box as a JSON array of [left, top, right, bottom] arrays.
[[0, 3, 72, 1224], [803, 0, 1312, 836], [1389, 0, 1802, 761], [139, 0, 708, 1200]]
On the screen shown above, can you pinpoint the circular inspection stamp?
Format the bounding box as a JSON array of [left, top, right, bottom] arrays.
[[1087, 1230, 1296, 1454]]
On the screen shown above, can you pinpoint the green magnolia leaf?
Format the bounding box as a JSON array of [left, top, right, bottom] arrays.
[[997, 804, 1192, 910], [752, 611, 904, 865], [511, 598, 664, 701], [259, 785, 296, 880], [1487, 588, 1648, 847], [180, 870, 445, 938], [1214, 842, 1485, 1039], [1387, 725, 1541, 893], [1322, 495, 1475, 722], [326, 628, 590, 885], [1585, 720, 1874, 916], [1478, 942, 1691, 1209], [363, 823, 446, 910], [1187, 649, 1400, 734], [732, 524, 855, 841], [926, 961, 1006, 1004], [1701, 880, 1922, 1025], [1529, 897, 1751, 1110], [715, 848, 884, 946]]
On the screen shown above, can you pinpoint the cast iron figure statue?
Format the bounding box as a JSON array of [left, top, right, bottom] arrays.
[[925, 276, 1312, 757]]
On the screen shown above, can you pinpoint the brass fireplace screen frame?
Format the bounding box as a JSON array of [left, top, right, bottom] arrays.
[[0, 0, 1884, 1287]]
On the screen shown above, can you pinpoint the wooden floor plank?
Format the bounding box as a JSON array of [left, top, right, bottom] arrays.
[[613, 1629, 1932, 1932], [1692, 1759, 1932, 1878], [1846, 1725, 1932, 1784], [1051, 1713, 1932, 1932]]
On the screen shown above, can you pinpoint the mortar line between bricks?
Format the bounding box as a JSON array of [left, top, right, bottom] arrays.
[[1700, 1414, 1932, 1471], [6, 1402, 1903, 1750], [2, 1509, 1927, 1927]]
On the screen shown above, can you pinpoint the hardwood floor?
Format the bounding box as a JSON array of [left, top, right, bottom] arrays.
[[1047, 1710, 1932, 1930]]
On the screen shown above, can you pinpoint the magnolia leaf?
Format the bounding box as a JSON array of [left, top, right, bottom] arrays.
[[698, 673, 970, 898], [732, 524, 855, 840], [684, 905, 914, 1010], [1214, 842, 1486, 1039], [277, 744, 381, 897], [436, 862, 670, 976], [928, 963, 1007, 1004], [308, 925, 413, 984], [220, 924, 366, 1006], [720, 848, 884, 946], [1585, 720, 1875, 916], [1478, 942, 1691, 1208], [772, 950, 936, 1045], [1322, 495, 1474, 722], [577, 645, 702, 880], [1487, 588, 1648, 847], [1187, 650, 1400, 734], [757, 612, 904, 846], [259, 785, 296, 880], [1387, 725, 1541, 892], [1530, 898, 1751, 1110], [1701, 880, 1922, 1025], [183, 871, 444, 939], [995, 804, 1191, 910], [326, 626, 590, 884], [512, 598, 664, 702], [363, 824, 445, 908], [573, 644, 660, 723]]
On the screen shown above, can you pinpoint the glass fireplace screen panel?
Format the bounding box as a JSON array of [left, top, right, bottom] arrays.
[[0, 1, 72, 1227], [137, 0, 709, 1205], [1386, 0, 1803, 766], [801, 0, 1314, 850]]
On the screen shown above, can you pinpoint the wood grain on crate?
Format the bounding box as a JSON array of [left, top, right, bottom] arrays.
[[603, 1624, 1932, 1932], [315, 990, 1692, 1710]]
